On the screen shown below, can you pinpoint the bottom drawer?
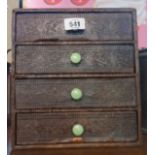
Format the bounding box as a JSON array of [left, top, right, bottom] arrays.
[[16, 111, 138, 146]]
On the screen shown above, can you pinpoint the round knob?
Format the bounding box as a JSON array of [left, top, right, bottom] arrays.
[[70, 53, 81, 64], [72, 124, 85, 137], [71, 88, 83, 100]]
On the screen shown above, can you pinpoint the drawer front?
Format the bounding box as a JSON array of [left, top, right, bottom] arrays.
[[14, 10, 135, 42], [15, 44, 134, 74], [15, 78, 136, 109], [16, 111, 138, 145]]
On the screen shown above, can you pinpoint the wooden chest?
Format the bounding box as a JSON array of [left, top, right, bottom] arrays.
[[11, 9, 141, 152]]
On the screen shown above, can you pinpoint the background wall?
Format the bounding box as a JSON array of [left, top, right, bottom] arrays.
[[7, 0, 18, 63]]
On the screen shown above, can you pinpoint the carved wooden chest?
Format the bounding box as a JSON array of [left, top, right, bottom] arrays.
[[11, 9, 141, 153]]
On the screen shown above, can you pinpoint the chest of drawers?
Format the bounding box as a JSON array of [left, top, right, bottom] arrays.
[[11, 9, 141, 152]]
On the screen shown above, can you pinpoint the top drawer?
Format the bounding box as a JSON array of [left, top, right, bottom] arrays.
[[13, 9, 136, 42]]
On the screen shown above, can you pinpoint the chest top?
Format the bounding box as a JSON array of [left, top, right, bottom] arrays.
[[13, 9, 137, 42]]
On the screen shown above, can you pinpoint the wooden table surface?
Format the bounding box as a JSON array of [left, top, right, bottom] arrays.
[[9, 134, 147, 155]]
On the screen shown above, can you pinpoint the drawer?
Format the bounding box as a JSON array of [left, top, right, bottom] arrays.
[[14, 9, 135, 42], [15, 78, 136, 109], [15, 44, 134, 74], [16, 111, 138, 145]]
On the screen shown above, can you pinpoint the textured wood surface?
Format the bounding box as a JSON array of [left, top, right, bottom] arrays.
[[8, 130, 146, 155], [14, 9, 134, 42], [16, 111, 137, 146], [11, 8, 141, 151], [15, 44, 134, 74], [11, 137, 147, 155], [15, 78, 136, 109]]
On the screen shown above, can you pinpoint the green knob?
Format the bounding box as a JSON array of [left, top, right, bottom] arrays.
[[71, 88, 83, 100], [70, 53, 81, 64], [72, 124, 85, 137]]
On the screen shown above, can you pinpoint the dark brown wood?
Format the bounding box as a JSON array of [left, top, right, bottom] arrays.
[[16, 111, 137, 146], [8, 128, 147, 155], [11, 8, 141, 154], [132, 9, 142, 144], [15, 78, 137, 109], [13, 9, 135, 42], [15, 73, 136, 79], [15, 43, 134, 74]]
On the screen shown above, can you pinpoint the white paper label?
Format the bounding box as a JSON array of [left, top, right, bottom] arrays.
[[64, 18, 85, 31]]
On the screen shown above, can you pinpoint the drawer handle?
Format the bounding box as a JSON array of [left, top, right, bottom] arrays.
[[72, 124, 85, 137], [71, 88, 83, 100], [70, 53, 81, 64]]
